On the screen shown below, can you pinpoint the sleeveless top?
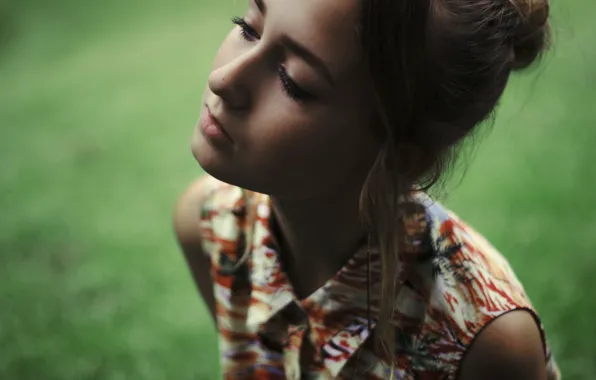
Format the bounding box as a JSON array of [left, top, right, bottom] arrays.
[[196, 176, 560, 379]]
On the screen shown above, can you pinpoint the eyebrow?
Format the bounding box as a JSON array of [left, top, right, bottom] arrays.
[[254, 0, 335, 86]]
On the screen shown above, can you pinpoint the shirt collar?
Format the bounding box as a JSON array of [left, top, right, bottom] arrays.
[[240, 193, 436, 377]]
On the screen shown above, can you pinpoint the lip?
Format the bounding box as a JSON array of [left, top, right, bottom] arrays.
[[199, 105, 234, 145]]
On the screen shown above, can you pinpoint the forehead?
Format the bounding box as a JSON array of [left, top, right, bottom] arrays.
[[265, 0, 363, 76]]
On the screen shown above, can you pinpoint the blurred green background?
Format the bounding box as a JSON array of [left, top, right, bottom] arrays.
[[0, 0, 594, 379]]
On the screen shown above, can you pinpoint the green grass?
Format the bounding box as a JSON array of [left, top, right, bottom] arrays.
[[1, 1, 595, 379]]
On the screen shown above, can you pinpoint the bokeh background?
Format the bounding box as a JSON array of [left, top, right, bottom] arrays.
[[1, 0, 594, 379]]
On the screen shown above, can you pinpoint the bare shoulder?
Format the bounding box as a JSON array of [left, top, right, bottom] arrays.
[[457, 309, 548, 380]]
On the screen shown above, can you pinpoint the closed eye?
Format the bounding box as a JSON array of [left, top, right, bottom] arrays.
[[277, 66, 313, 102], [231, 16, 313, 103], [232, 16, 260, 42]]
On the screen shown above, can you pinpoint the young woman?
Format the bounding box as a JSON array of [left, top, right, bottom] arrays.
[[174, 0, 560, 378]]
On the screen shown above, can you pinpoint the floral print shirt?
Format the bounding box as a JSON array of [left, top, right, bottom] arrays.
[[197, 176, 560, 379]]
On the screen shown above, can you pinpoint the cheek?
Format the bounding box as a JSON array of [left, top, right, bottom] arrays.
[[251, 85, 376, 160], [250, 103, 375, 177], [250, 106, 338, 158]]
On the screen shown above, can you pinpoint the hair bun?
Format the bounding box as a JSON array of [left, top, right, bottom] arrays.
[[510, 0, 551, 71]]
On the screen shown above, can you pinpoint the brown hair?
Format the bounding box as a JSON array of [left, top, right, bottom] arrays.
[[358, 0, 550, 368]]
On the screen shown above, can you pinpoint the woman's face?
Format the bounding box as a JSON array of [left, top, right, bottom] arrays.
[[192, 0, 380, 199]]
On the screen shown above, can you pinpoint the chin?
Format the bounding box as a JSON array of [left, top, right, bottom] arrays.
[[192, 132, 225, 176], [190, 130, 245, 188], [190, 129, 297, 196]]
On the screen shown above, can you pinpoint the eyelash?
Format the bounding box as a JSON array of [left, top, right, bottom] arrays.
[[231, 16, 312, 102], [231, 16, 259, 42]]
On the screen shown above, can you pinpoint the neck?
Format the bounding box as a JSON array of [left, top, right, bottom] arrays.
[[270, 184, 366, 298]]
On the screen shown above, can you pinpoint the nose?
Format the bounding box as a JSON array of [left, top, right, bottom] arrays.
[[208, 48, 261, 110]]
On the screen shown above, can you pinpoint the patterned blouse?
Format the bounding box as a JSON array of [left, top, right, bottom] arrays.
[[197, 176, 560, 379]]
